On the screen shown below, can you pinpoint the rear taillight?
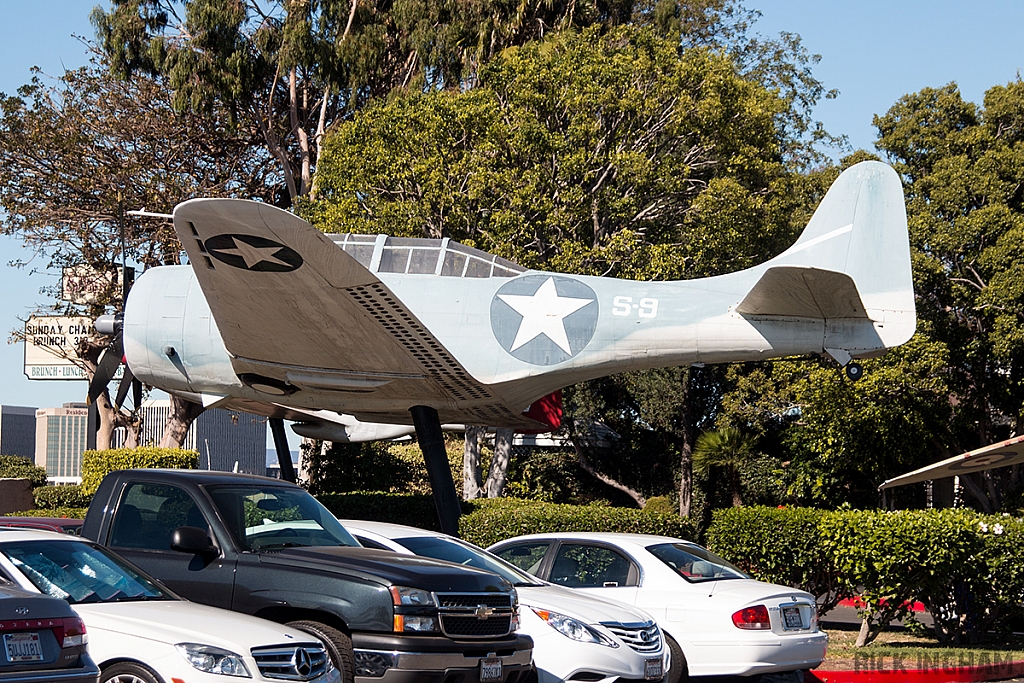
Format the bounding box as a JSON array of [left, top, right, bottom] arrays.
[[53, 616, 87, 648], [732, 605, 771, 630]]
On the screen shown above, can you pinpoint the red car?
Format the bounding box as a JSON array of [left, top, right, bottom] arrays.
[[0, 518, 83, 535]]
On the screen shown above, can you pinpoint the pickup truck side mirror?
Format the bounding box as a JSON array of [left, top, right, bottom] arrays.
[[170, 526, 219, 558]]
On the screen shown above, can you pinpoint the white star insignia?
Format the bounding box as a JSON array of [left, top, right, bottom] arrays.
[[213, 237, 292, 269], [497, 277, 594, 354]]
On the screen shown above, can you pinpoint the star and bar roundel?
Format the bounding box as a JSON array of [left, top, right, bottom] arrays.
[[490, 275, 599, 365], [205, 234, 303, 272]]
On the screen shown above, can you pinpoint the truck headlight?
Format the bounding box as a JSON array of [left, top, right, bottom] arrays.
[[390, 586, 435, 606], [176, 643, 252, 677], [391, 586, 440, 633], [530, 608, 619, 648]]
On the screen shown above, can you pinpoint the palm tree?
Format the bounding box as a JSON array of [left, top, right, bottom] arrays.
[[692, 428, 758, 507]]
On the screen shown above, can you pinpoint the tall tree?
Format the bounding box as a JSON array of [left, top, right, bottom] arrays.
[[873, 80, 1024, 510], [0, 60, 277, 447], [309, 25, 814, 508]]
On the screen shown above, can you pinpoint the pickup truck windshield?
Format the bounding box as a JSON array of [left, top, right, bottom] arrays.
[[206, 484, 360, 551], [1, 539, 172, 604]]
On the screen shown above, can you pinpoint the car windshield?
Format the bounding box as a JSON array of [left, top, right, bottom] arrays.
[[1, 539, 172, 604], [645, 542, 748, 583], [395, 536, 543, 587], [206, 484, 359, 551]]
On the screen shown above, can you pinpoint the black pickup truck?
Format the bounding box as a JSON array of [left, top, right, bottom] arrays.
[[81, 469, 533, 683]]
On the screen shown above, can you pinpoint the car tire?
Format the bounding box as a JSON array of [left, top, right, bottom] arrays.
[[101, 661, 163, 683], [287, 619, 355, 683], [665, 634, 688, 683]]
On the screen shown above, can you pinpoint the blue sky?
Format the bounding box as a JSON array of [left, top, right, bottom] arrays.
[[0, 1, 1021, 438]]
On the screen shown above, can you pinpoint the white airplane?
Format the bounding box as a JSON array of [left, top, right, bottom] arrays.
[[93, 161, 916, 532]]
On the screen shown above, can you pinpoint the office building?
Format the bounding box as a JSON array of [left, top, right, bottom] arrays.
[[34, 403, 90, 484], [0, 405, 37, 461], [116, 400, 266, 475]]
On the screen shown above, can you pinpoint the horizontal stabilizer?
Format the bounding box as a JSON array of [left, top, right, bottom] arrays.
[[736, 266, 867, 319]]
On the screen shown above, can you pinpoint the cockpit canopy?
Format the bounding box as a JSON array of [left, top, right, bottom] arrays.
[[330, 234, 526, 279]]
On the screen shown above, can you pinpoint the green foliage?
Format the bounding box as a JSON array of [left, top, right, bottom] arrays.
[[871, 79, 1024, 511], [706, 506, 846, 615], [709, 506, 1024, 645], [80, 447, 198, 497], [33, 485, 92, 510], [0, 455, 47, 488], [820, 509, 985, 646], [459, 498, 698, 548], [3, 508, 88, 519], [316, 491, 443, 530]]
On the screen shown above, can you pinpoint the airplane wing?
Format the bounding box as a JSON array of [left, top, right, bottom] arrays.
[[879, 435, 1024, 489], [172, 199, 536, 428]]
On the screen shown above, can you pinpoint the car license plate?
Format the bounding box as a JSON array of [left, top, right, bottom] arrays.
[[782, 605, 803, 629], [480, 657, 502, 681], [4, 632, 43, 662], [644, 657, 663, 680]]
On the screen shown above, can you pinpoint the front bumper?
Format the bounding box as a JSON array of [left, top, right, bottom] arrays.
[[351, 633, 534, 683]]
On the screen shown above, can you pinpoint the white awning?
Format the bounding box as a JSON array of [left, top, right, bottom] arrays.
[[879, 435, 1024, 490]]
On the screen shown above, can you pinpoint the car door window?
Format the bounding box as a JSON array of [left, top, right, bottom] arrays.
[[111, 482, 208, 551], [549, 544, 635, 588], [493, 542, 550, 576]]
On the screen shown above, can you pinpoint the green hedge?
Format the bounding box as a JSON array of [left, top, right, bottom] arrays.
[[316, 492, 443, 529], [707, 506, 1024, 646], [0, 455, 48, 488], [707, 506, 848, 615], [316, 492, 697, 548], [4, 507, 88, 519], [80, 447, 198, 496], [459, 498, 698, 548], [34, 485, 92, 510]]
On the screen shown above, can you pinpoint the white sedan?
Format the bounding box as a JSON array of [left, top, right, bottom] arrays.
[[0, 529, 339, 683], [344, 520, 668, 683], [489, 533, 827, 682]]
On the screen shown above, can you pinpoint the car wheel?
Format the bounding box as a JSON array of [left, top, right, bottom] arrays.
[[287, 619, 355, 683], [101, 662, 162, 683], [665, 634, 688, 683]]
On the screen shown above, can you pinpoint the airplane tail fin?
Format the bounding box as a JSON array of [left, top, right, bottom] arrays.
[[736, 160, 916, 353]]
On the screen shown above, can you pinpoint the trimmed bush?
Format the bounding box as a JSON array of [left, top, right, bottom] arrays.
[[4, 507, 88, 519], [34, 485, 91, 510], [707, 506, 847, 615], [460, 498, 698, 548], [0, 455, 47, 488], [316, 491, 442, 529], [80, 447, 198, 496]]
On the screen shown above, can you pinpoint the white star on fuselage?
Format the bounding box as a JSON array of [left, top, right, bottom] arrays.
[[213, 237, 291, 269], [497, 277, 594, 354]]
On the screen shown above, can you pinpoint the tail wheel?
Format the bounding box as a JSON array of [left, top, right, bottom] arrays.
[[665, 634, 688, 683], [286, 619, 355, 683], [101, 662, 161, 683], [845, 362, 864, 381]]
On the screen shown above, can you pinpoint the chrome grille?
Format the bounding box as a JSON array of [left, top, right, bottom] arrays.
[[252, 644, 330, 681], [603, 621, 662, 653], [435, 592, 515, 638]]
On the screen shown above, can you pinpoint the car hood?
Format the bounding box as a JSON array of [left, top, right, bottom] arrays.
[[73, 600, 317, 649], [517, 584, 654, 625], [696, 579, 815, 606], [262, 546, 514, 594]]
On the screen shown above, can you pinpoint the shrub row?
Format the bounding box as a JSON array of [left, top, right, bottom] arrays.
[[3, 507, 89, 519], [0, 455, 48, 488], [33, 485, 92, 510], [80, 447, 198, 496], [707, 506, 1024, 645]]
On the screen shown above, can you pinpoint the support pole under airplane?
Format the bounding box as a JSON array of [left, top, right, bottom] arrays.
[[269, 417, 297, 483], [410, 406, 461, 537]]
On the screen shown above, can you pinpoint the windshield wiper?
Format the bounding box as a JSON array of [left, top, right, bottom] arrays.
[[256, 542, 310, 550]]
